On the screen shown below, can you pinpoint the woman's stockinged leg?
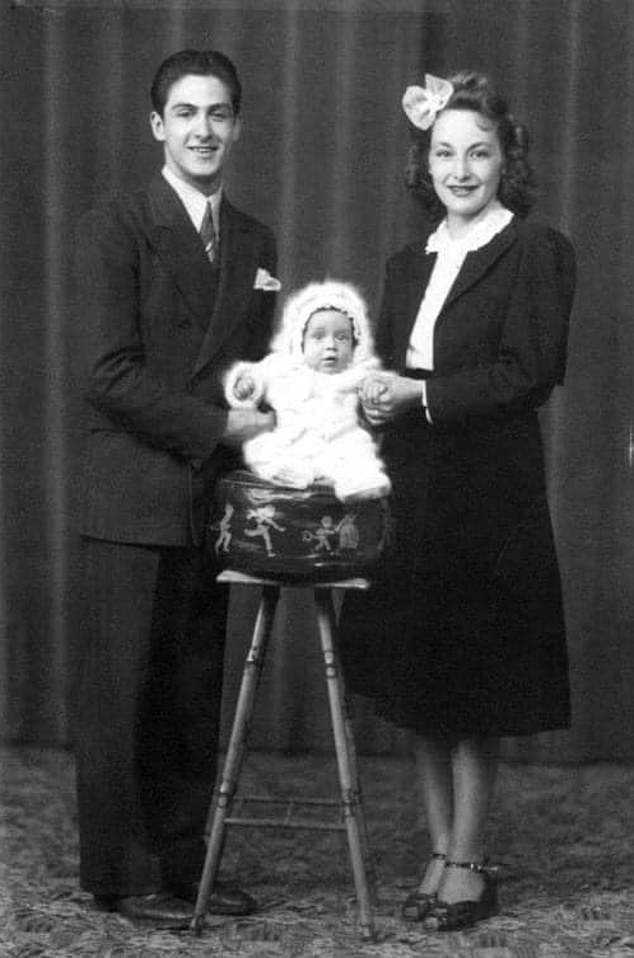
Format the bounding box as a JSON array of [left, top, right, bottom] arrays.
[[438, 735, 499, 904], [413, 734, 453, 894]]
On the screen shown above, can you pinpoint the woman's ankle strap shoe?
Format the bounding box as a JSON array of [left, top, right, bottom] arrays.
[[422, 859, 498, 932], [401, 851, 446, 922]]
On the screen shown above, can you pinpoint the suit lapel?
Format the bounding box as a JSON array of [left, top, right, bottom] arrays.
[[146, 175, 217, 328], [193, 198, 259, 376], [442, 218, 516, 311], [392, 219, 516, 366]]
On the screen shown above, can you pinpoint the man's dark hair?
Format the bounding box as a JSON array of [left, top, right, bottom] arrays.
[[151, 49, 242, 117]]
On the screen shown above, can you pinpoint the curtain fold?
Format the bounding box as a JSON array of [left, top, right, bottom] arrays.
[[2, 0, 633, 761]]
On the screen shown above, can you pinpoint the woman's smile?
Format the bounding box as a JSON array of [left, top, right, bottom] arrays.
[[447, 184, 478, 195]]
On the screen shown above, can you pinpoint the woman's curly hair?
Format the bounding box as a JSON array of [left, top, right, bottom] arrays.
[[405, 71, 535, 220]]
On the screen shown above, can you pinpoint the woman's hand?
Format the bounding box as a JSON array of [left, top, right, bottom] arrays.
[[360, 372, 423, 425]]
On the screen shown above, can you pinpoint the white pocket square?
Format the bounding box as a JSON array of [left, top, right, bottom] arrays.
[[254, 268, 282, 291]]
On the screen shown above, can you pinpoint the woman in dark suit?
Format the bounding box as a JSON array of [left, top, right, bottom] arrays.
[[341, 71, 575, 931]]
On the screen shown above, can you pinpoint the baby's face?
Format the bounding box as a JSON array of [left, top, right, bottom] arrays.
[[302, 309, 354, 373]]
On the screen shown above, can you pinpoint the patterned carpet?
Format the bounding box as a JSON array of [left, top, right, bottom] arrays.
[[2, 745, 634, 957]]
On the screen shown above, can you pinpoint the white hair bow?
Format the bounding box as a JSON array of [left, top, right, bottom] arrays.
[[402, 74, 454, 131]]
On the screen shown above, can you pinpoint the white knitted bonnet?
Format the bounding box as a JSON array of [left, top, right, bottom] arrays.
[[270, 279, 375, 364]]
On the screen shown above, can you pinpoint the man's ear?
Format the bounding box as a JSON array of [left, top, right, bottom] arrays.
[[150, 111, 165, 143]]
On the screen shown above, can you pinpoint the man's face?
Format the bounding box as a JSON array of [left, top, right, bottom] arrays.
[[150, 74, 241, 194]]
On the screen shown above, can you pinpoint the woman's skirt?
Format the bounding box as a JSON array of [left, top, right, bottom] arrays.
[[339, 407, 571, 737]]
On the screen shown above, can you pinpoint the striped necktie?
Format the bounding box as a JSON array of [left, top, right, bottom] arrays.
[[200, 200, 217, 263]]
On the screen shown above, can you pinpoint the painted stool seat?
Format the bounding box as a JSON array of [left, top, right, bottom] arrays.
[[208, 469, 391, 582]]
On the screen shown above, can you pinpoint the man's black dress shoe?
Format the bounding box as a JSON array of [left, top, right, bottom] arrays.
[[113, 892, 193, 929], [171, 880, 257, 916]]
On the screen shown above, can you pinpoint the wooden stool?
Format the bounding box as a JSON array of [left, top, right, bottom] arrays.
[[192, 570, 377, 940]]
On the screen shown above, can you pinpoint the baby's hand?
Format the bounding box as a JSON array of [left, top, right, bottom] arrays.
[[233, 373, 256, 401], [360, 374, 393, 406]]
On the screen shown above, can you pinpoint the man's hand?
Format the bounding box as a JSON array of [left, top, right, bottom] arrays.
[[222, 408, 276, 446]]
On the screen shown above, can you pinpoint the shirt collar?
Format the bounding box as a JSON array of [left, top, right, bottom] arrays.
[[426, 201, 513, 255], [161, 166, 223, 234]]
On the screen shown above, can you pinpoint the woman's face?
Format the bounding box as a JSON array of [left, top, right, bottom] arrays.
[[428, 108, 504, 227]]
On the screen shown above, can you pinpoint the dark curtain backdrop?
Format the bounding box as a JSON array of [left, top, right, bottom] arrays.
[[2, 0, 633, 762]]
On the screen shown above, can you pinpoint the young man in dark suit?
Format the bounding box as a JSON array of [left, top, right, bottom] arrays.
[[74, 49, 279, 928]]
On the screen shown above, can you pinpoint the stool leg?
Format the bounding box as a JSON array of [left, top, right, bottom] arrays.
[[337, 659, 378, 904], [314, 588, 375, 941], [192, 584, 280, 932]]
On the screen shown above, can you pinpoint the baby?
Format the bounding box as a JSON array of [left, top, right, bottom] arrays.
[[224, 279, 391, 502]]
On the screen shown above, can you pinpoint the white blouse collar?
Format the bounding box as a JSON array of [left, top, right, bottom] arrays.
[[425, 201, 513, 255]]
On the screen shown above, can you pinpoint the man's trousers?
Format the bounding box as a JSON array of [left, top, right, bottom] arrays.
[[74, 538, 228, 898]]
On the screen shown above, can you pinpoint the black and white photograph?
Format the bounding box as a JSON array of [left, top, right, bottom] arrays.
[[1, 1, 633, 955]]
